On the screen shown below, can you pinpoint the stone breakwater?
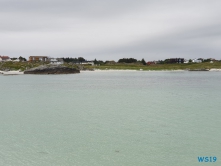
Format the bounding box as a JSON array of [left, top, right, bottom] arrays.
[[24, 65, 80, 74]]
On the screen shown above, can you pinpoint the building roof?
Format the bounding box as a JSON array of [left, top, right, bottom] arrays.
[[0, 56, 10, 60], [29, 56, 48, 58]]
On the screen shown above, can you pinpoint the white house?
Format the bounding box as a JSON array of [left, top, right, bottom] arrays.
[[184, 59, 189, 63], [192, 59, 202, 63], [12, 59, 20, 62], [81, 61, 94, 65], [49, 58, 64, 65], [0, 56, 10, 62]]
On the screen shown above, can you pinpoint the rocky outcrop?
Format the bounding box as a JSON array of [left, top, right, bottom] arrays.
[[188, 69, 210, 71], [24, 65, 80, 74]]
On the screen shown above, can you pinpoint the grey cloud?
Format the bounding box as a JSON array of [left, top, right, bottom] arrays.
[[85, 23, 221, 60], [0, 0, 151, 32], [0, 0, 151, 17], [0, 0, 221, 60]]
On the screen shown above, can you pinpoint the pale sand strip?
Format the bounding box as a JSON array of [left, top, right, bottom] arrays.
[[1, 70, 24, 75], [81, 69, 186, 72], [209, 69, 221, 71]]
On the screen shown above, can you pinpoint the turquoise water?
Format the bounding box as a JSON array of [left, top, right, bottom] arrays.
[[0, 71, 220, 166]]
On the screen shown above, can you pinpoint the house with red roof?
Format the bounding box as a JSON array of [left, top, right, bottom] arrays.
[[29, 56, 48, 62], [0, 56, 10, 62]]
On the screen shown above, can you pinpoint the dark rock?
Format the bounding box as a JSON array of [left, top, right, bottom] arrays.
[[24, 65, 80, 74], [188, 69, 210, 71]]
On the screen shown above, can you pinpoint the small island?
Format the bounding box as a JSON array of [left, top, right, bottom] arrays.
[[24, 65, 80, 74]]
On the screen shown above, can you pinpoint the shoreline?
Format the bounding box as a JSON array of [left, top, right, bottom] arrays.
[[0, 70, 24, 75], [1, 68, 221, 75], [82, 68, 221, 72]]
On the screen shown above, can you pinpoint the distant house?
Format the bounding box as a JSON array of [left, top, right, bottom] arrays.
[[12, 58, 20, 62], [166, 58, 184, 64], [192, 59, 202, 63], [29, 56, 48, 62], [68, 60, 94, 65], [81, 61, 94, 65], [0, 56, 10, 62], [49, 58, 64, 65], [198, 58, 204, 61], [147, 61, 156, 65], [105, 60, 116, 64], [184, 59, 189, 63]]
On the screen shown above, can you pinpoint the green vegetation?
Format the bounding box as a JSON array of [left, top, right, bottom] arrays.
[[0, 61, 49, 71], [18, 56, 27, 62], [118, 58, 138, 63], [94, 59, 105, 65], [86, 62, 221, 71], [141, 58, 146, 65], [63, 57, 86, 63], [0, 61, 81, 71], [1, 61, 221, 71]]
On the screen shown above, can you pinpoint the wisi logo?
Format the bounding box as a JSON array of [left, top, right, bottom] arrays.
[[198, 156, 217, 162]]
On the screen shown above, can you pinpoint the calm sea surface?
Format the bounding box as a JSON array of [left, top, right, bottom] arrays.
[[0, 71, 220, 166]]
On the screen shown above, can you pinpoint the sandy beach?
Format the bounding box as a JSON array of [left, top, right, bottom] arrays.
[[0, 70, 24, 75], [209, 69, 221, 71]]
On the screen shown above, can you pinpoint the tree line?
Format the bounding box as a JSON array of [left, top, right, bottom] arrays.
[[63, 57, 86, 63], [63, 57, 147, 65]]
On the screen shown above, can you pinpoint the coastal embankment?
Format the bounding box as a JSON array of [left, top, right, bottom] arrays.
[[1, 61, 221, 74]]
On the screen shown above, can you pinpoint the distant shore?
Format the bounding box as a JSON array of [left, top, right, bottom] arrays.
[[1, 61, 221, 74], [80, 68, 221, 72], [1, 68, 221, 75]]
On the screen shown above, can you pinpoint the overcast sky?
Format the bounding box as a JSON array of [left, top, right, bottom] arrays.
[[0, 0, 221, 61]]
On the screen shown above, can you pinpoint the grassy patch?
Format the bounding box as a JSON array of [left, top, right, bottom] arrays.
[[86, 62, 221, 70], [0, 61, 50, 71], [1, 61, 220, 71]]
